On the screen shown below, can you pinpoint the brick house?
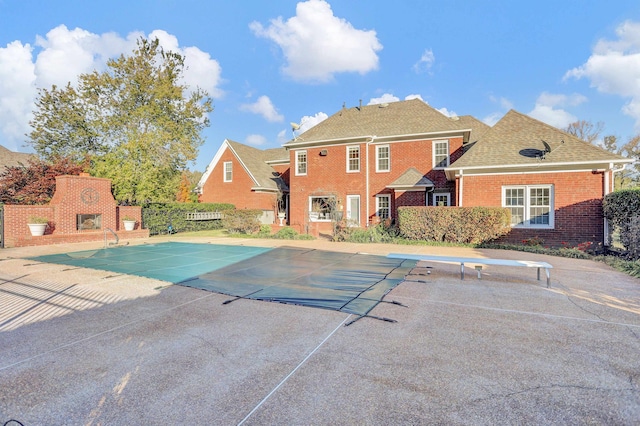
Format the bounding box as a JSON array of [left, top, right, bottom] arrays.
[[446, 110, 632, 246], [198, 99, 632, 245], [198, 139, 289, 224]]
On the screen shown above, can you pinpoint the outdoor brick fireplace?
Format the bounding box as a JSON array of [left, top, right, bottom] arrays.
[[2, 174, 149, 248]]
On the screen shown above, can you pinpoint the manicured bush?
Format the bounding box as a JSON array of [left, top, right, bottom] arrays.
[[221, 209, 262, 234], [603, 189, 640, 259], [398, 206, 511, 244], [272, 226, 315, 240], [142, 202, 233, 235]]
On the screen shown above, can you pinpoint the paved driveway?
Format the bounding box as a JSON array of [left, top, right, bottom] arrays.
[[1, 237, 639, 425]]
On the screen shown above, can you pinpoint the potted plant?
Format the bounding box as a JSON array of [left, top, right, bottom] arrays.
[[27, 216, 49, 236], [122, 216, 136, 231]]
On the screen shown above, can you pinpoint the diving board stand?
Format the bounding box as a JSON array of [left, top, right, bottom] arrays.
[[387, 254, 553, 288]]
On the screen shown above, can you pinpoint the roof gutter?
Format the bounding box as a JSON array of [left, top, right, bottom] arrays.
[[284, 129, 471, 149]]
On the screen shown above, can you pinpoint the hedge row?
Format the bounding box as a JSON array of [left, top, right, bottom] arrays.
[[603, 189, 640, 259], [142, 202, 234, 236], [398, 206, 511, 244]]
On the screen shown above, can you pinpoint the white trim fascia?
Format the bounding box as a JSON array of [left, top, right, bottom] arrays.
[[251, 187, 281, 193], [265, 159, 290, 165], [386, 186, 429, 192], [283, 129, 471, 149], [452, 168, 617, 178], [448, 158, 634, 174], [197, 139, 231, 194]]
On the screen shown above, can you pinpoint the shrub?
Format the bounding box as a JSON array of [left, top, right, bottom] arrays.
[[258, 224, 272, 236], [273, 227, 302, 239], [28, 216, 49, 224], [603, 189, 640, 259], [398, 206, 511, 244], [222, 209, 261, 234], [142, 202, 234, 235]]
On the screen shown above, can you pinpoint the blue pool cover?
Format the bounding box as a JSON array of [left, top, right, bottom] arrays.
[[29, 242, 416, 319]]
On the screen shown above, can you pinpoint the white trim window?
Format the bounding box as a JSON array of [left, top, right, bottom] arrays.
[[296, 150, 307, 176], [309, 196, 335, 222], [503, 185, 554, 228], [223, 161, 232, 182], [433, 140, 450, 169], [347, 145, 360, 172], [376, 144, 390, 172], [432, 193, 450, 206], [376, 194, 391, 219]]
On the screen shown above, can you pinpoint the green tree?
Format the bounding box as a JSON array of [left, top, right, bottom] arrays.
[[28, 37, 213, 204]]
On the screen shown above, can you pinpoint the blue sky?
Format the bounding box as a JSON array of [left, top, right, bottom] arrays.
[[1, 0, 640, 171]]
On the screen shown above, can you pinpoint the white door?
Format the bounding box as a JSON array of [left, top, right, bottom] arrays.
[[346, 195, 360, 226]]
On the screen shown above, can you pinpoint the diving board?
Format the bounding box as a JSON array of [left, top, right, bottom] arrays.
[[388, 254, 552, 287]]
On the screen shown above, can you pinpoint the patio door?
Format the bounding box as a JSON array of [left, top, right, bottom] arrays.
[[346, 195, 360, 226]]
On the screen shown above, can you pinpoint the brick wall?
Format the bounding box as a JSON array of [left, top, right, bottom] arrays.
[[288, 137, 463, 232], [461, 170, 607, 246], [199, 148, 278, 214], [3, 175, 148, 248]]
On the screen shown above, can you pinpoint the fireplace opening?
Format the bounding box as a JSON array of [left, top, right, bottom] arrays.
[[77, 214, 102, 231]]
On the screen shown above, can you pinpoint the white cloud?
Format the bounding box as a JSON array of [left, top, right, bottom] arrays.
[[436, 107, 457, 118], [528, 92, 587, 129], [277, 129, 288, 143], [368, 93, 400, 105], [245, 134, 267, 146], [413, 49, 435, 74], [297, 112, 328, 133], [565, 20, 640, 130], [240, 95, 284, 122], [0, 41, 37, 149], [249, 0, 382, 83], [0, 25, 223, 152], [149, 30, 223, 98], [482, 112, 503, 127], [405, 94, 424, 102]]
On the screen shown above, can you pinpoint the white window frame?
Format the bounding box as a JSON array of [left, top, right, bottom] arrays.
[[223, 161, 232, 182], [308, 196, 335, 222], [433, 140, 450, 169], [346, 145, 360, 173], [502, 185, 554, 229], [295, 150, 307, 176], [376, 194, 391, 219], [376, 144, 390, 173], [432, 193, 451, 207]]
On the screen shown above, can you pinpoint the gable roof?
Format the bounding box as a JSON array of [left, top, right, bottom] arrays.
[[448, 110, 632, 174], [284, 99, 473, 147], [454, 115, 491, 145], [197, 139, 288, 194], [386, 167, 434, 191], [0, 145, 35, 170]]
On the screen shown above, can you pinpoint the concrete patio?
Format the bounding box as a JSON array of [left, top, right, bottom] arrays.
[[1, 237, 639, 424]]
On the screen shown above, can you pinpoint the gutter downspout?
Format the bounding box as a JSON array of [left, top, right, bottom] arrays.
[[366, 136, 375, 226], [458, 170, 464, 207]]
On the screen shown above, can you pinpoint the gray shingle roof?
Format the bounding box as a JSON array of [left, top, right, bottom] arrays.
[[387, 167, 434, 189], [451, 110, 629, 169], [285, 99, 470, 144], [226, 140, 288, 192], [0, 145, 35, 170]]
